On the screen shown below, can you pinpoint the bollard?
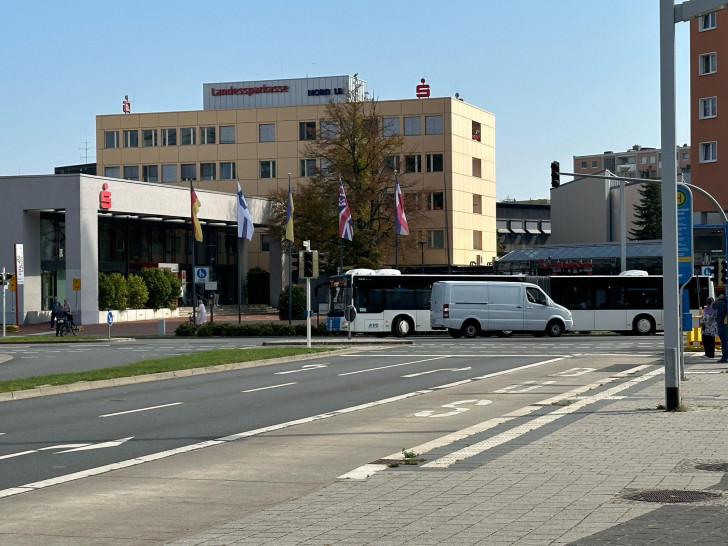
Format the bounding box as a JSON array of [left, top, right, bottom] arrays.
[[158, 319, 166, 336]]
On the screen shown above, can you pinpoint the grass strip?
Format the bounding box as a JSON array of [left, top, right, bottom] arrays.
[[0, 347, 332, 393]]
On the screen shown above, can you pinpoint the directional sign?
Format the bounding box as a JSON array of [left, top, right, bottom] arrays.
[[194, 267, 210, 284], [107, 311, 114, 326]]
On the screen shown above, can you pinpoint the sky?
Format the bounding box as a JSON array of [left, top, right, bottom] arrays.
[[0, 0, 691, 202]]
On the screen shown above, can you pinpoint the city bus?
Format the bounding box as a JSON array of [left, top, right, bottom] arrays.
[[325, 269, 712, 337]]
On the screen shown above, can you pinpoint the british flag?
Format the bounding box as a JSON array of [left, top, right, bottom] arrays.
[[394, 175, 409, 236], [338, 177, 354, 241]]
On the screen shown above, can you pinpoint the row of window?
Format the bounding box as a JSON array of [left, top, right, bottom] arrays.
[[697, 12, 719, 167], [103, 115, 451, 150]]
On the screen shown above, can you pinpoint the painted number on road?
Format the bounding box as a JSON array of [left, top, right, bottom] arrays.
[[414, 399, 492, 418]]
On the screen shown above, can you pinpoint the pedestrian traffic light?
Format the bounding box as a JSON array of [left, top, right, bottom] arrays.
[[721, 260, 727, 284], [550, 161, 560, 188]]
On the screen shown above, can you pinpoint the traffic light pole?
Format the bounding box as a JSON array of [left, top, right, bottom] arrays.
[[2, 267, 6, 338]]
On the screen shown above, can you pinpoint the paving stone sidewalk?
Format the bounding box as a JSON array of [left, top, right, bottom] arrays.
[[172, 357, 728, 545]]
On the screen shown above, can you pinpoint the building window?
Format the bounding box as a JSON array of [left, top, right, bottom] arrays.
[[320, 120, 338, 139], [700, 11, 717, 31], [142, 165, 158, 182], [260, 160, 276, 179], [580, 161, 587, 169], [162, 128, 176, 146], [201, 162, 216, 180], [473, 194, 482, 214], [428, 230, 444, 249], [261, 234, 270, 252], [299, 121, 316, 140], [259, 123, 275, 142], [682, 152, 690, 160], [382, 117, 400, 136], [104, 131, 119, 149], [123, 165, 139, 181], [104, 166, 119, 178], [650, 155, 656, 163], [123, 130, 138, 148], [472, 121, 481, 142], [426, 153, 443, 172], [700, 141, 717, 163], [473, 230, 482, 250], [699, 52, 717, 75], [425, 115, 443, 135], [142, 129, 157, 147], [181, 163, 197, 180], [427, 192, 444, 210], [181, 127, 196, 146], [591, 160, 598, 167], [200, 126, 216, 145], [640, 156, 647, 164], [219, 125, 235, 144], [220, 162, 236, 180], [300, 159, 317, 177], [405, 154, 421, 173], [700, 97, 718, 119], [384, 155, 400, 173], [472, 158, 482, 178], [403, 116, 421, 136], [162, 164, 176, 182], [320, 158, 333, 176]]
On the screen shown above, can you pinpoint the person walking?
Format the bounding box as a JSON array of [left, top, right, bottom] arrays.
[[50, 296, 60, 329], [701, 296, 718, 358], [195, 299, 207, 326], [712, 293, 728, 363]]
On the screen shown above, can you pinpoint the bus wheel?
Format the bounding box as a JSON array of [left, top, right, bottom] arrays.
[[546, 320, 564, 337], [448, 328, 463, 338], [632, 315, 655, 335], [393, 316, 413, 338], [461, 320, 480, 338]]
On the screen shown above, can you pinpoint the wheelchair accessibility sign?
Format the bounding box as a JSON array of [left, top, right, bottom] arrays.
[[194, 267, 210, 284]]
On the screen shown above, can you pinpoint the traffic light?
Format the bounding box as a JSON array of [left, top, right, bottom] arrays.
[[0, 273, 13, 285], [721, 260, 727, 284], [317, 252, 325, 275], [550, 161, 560, 188], [302, 250, 319, 278], [712, 261, 720, 284]]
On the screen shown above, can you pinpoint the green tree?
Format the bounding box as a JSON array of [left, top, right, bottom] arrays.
[[98, 272, 115, 310], [127, 274, 149, 309], [267, 78, 421, 271], [137, 268, 175, 310], [277, 284, 306, 320], [108, 273, 128, 310], [630, 181, 662, 240]]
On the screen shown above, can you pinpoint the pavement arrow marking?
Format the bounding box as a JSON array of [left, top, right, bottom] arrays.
[[0, 441, 120, 461], [55, 437, 134, 453], [402, 367, 472, 378], [275, 364, 328, 375]]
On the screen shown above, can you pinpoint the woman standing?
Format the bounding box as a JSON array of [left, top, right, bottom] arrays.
[[702, 296, 718, 358]]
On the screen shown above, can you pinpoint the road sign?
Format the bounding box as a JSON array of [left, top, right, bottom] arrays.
[[205, 281, 218, 291], [194, 267, 210, 283], [73, 278, 81, 291], [107, 311, 114, 326]]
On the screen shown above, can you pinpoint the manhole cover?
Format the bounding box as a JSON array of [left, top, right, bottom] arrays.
[[696, 463, 728, 472], [623, 490, 721, 503]]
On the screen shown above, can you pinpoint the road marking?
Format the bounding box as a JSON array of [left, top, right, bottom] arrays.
[[242, 382, 297, 393], [338, 356, 450, 376], [0, 450, 37, 461], [275, 364, 327, 375], [494, 381, 556, 394], [0, 441, 120, 460], [402, 367, 471, 378], [55, 437, 134, 453], [551, 367, 595, 376], [100, 403, 183, 418], [414, 399, 491, 418]]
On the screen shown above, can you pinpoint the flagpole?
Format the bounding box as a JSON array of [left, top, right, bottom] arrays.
[[237, 237, 242, 323], [287, 174, 292, 326], [190, 180, 197, 326]]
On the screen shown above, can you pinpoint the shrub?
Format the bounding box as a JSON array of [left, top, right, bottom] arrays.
[[163, 269, 182, 309], [126, 274, 149, 309], [277, 284, 306, 320], [98, 272, 115, 310], [175, 322, 196, 336], [137, 267, 174, 310]]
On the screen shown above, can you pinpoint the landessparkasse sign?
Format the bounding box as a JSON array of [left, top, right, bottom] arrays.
[[203, 75, 365, 110]]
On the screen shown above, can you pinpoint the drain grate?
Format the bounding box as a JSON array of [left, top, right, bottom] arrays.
[[695, 463, 728, 472], [623, 489, 721, 503]]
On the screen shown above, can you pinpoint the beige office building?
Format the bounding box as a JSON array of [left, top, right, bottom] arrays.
[[96, 76, 497, 270]]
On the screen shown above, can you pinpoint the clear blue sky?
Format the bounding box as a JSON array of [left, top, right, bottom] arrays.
[[0, 0, 691, 201]]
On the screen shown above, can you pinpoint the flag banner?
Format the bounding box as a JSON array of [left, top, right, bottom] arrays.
[[237, 182, 254, 241], [191, 188, 203, 242], [394, 175, 409, 236], [285, 182, 294, 242], [338, 177, 354, 241]]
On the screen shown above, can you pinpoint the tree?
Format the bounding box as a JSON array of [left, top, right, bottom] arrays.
[[630, 182, 662, 240], [127, 274, 149, 309], [267, 78, 422, 271]]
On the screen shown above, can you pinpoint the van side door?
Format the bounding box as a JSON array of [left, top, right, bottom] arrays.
[[487, 284, 524, 331], [524, 285, 552, 331]]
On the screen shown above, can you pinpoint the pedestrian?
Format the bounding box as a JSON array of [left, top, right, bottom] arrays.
[[213, 290, 219, 307], [55, 305, 66, 337], [711, 292, 728, 363], [195, 299, 207, 326], [50, 296, 60, 329], [701, 296, 718, 358]]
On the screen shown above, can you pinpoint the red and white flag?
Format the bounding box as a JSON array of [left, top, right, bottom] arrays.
[[394, 175, 409, 236]]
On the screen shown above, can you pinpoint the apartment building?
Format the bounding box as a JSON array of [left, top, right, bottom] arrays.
[[572, 144, 691, 181]]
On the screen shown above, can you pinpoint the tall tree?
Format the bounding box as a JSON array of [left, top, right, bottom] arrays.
[[269, 79, 422, 271], [630, 181, 662, 240]]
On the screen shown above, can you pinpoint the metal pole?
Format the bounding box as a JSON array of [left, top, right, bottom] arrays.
[[2, 267, 6, 338], [660, 0, 680, 409], [306, 277, 311, 348], [620, 180, 627, 272], [237, 237, 242, 323], [288, 240, 292, 326], [190, 181, 197, 327]]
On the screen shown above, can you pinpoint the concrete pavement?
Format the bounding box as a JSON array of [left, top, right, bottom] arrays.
[[169, 354, 728, 545]]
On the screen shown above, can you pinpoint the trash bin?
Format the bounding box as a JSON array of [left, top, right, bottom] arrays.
[[158, 319, 166, 336]]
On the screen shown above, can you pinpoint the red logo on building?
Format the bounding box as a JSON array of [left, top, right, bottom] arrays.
[[100, 183, 112, 210], [122, 95, 131, 114], [416, 78, 430, 98]]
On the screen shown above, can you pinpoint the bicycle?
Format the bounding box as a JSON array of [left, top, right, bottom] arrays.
[[57, 317, 79, 337]]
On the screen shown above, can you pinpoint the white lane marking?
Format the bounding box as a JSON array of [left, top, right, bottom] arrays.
[[422, 367, 662, 468], [0, 443, 94, 460], [55, 437, 134, 453], [275, 364, 327, 375], [0, 450, 37, 461], [402, 367, 471, 378], [338, 356, 450, 376], [414, 399, 491, 418], [341, 363, 653, 479], [551, 368, 595, 377], [242, 382, 297, 393], [493, 381, 556, 394], [100, 403, 183, 418]]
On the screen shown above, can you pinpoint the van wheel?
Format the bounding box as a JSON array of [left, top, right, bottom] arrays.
[[448, 328, 462, 338], [496, 330, 514, 338], [546, 320, 564, 337], [393, 316, 413, 338], [461, 320, 480, 338], [632, 314, 656, 335]]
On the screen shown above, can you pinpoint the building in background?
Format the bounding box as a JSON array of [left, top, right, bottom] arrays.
[[573, 144, 691, 181], [496, 200, 551, 257]]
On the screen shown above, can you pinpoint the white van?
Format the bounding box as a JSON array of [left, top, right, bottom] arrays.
[[430, 281, 573, 338]]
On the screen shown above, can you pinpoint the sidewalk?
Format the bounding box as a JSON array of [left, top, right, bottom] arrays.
[[172, 356, 728, 545]]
